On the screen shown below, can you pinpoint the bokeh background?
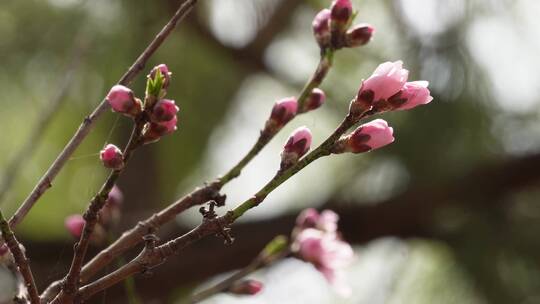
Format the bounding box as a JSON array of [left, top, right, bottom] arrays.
[[1, 0, 540, 303]]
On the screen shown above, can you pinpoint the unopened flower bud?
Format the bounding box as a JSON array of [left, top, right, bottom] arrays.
[[229, 280, 263, 296], [281, 126, 312, 168], [142, 115, 178, 144], [101, 185, 123, 226], [301, 88, 326, 113], [330, 0, 353, 33], [266, 97, 298, 132], [106, 85, 142, 117], [389, 81, 433, 110], [149, 64, 172, 89], [312, 9, 331, 48], [0, 244, 8, 257], [151, 99, 179, 122], [65, 214, 85, 239], [338, 119, 394, 153], [100, 144, 124, 170], [345, 24, 374, 47]]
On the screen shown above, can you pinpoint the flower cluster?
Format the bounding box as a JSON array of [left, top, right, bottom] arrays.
[[105, 64, 179, 146], [292, 208, 354, 296], [312, 0, 374, 49], [352, 60, 433, 115]]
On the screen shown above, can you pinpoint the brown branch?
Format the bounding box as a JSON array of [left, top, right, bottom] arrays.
[[0, 209, 39, 304], [52, 117, 146, 303], [8, 0, 199, 230], [75, 107, 367, 301]]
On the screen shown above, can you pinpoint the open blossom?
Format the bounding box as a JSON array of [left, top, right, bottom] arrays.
[[106, 85, 141, 117], [391, 81, 433, 110], [65, 214, 85, 239], [267, 97, 298, 130], [100, 144, 124, 170], [312, 9, 331, 47], [281, 126, 312, 168], [296, 208, 338, 232], [229, 279, 264, 296], [295, 228, 354, 296], [149, 64, 172, 89], [345, 24, 374, 47], [151, 99, 179, 122], [359, 61, 409, 103]]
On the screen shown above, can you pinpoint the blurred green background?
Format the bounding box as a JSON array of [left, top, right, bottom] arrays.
[[1, 0, 540, 303]]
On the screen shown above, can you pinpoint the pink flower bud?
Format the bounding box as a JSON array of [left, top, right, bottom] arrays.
[[100, 144, 124, 170], [281, 126, 312, 168], [151, 99, 179, 122], [294, 228, 353, 295], [149, 64, 172, 89], [312, 9, 331, 48], [106, 85, 142, 117], [296, 208, 339, 232], [345, 24, 374, 47], [143, 115, 178, 144], [296, 208, 320, 229], [302, 88, 326, 113], [390, 81, 433, 110], [100, 185, 123, 226], [106, 185, 123, 207], [229, 279, 264, 296], [330, 0, 353, 27], [267, 97, 298, 131], [345, 119, 394, 153], [0, 244, 8, 257], [65, 214, 85, 239], [359, 61, 409, 103]]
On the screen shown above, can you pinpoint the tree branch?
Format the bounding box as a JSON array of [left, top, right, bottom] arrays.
[[8, 0, 199, 230], [0, 209, 39, 304]]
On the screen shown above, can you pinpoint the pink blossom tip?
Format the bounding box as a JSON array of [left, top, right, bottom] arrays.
[[229, 280, 264, 296], [330, 0, 353, 25], [100, 144, 124, 170], [151, 99, 179, 122], [360, 61, 409, 102], [312, 9, 331, 47], [295, 228, 354, 295], [106, 85, 141, 116], [268, 97, 298, 129], [283, 127, 312, 159], [345, 24, 374, 47], [65, 214, 85, 239], [391, 81, 433, 110], [347, 119, 394, 152], [296, 208, 339, 232], [303, 88, 326, 112]]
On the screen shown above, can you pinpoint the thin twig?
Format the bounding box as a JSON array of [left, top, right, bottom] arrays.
[[8, 0, 199, 230], [77, 50, 334, 284], [53, 117, 146, 304], [190, 248, 290, 303], [44, 37, 335, 301], [76, 111, 365, 301], [0, 35, 88, 205], [0, 209, 40, 304]]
